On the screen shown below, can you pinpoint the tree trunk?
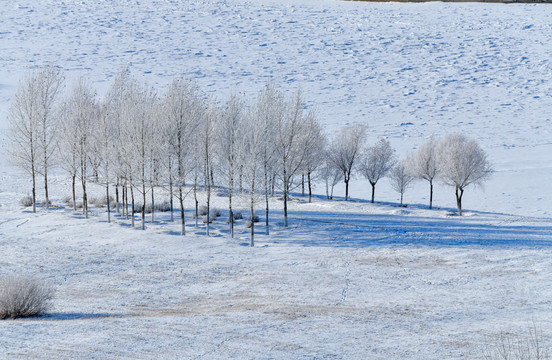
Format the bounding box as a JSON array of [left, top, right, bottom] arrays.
[[371, 182, 376, 203], [130, 185, 135, 227], [429, 180, 433, 210], [44, 168, 49, 209], [301, 174, 305, 197], [250, 183, 255, 247], [229, 183, 234, 238], [179, 187, 185, 236], [308, 172, 312, 203], [115, 178, 120, 214], [169, 170, 174, 222], [151, 183, 155, 224], [31, 170, 36, 213], [455, 187, 464, 216], [400, 192, 403, 206], [344, 177, 349, 201], [141, 182, 146, 230], [106, 182, 111, 223], [72, 173, 76, 211], [283, 167, 288, 227]]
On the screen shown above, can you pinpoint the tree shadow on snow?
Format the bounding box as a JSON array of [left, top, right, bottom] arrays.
[[271, 210, 552, 249]]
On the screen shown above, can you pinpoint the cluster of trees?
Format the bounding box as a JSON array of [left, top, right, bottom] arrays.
[[329, 129, 493, 216], [8, 67, 493, 246]]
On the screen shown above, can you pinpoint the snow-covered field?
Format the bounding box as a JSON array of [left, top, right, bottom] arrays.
[[2, 0, 552, 358]]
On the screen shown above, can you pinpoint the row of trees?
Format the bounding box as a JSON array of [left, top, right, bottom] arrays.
[[328, 127, 493, 216], [8, 67, 493, 246]]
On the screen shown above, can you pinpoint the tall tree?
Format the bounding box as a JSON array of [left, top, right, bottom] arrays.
[[62, 77, 98, 218], [437, 134, 493, 216], [216, 92, 246, 238], [328, 124, 367, 201], [164, 77, 202, 235], [8, 67, 64, 212], [274, 88, 310, 227]]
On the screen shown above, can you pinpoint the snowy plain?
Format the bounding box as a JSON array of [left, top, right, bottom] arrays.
[[2, 0, 552, 358]]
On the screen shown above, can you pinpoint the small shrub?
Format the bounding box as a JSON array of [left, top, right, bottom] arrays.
[[484, 324, 549, 360], [20, 196, 33, 207], [233, 211, 243, 220], [245, 215, 260, 228], [198, 205, 208, 216], [203, 214, 216, 224], [39, 199, 52, 206], [62, 196, 72, 205], [154, 200, 171, 212], [211, 208, 221, 217], [0, 275, 54, 319]]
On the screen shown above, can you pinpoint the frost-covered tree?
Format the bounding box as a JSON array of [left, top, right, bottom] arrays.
[[328, 124, 367, 201], [300, 111, 326, 203], [360, 138, 396, 203], [8, 67, 64, 212], [254, 84, 279, 234], [274, 88, 312, 227], [200, 100, 218, 237], [35, 67, 64, 209], [437, 133, 493, 216], [61, 77, 98, 218], [216, 92, 246, 238], [322, 155, 343, 200], [405, 136, 440, 209], [242, 97, 268, 247], [163, 78, 202, 235], [389, 160, 415, 207]]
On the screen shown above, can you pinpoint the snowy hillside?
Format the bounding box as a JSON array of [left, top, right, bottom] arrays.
[[2, 0, 552, 359]]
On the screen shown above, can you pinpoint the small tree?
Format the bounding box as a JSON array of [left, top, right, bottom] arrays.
[[322, 155, 343, 200], [360, 138, 396, 203], [437, 134, 493, 216], [328, 124, 367, 201], [389, 161, 415, 206], [405, 136, 440, 209]]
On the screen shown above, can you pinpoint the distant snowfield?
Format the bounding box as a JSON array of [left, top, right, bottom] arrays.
[[2, 0, 552, 358]]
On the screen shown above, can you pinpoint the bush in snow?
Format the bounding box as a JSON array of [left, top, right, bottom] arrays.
[[484, 324, 549, 360], [245, 215, 260, 228], [20, 196, 33, 207], [0, 275, 54, 319]]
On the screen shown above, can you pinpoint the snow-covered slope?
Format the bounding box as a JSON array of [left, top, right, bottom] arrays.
[[2, 1, 552, 359], [2, 0, 552, 215]]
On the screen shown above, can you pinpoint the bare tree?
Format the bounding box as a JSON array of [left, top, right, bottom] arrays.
[[405, 136, 440, 209], [254, 84, 279, 234], [300, 111, 326, 203], [360, 138, 396, 203], [8, 67, 63, 212], [59, 77, 98, 218], [35, 67, 64, 209], [389, 160, 415, 206], [163, 77, 202, 235], [322, 155, 343, 200], [274, 88, 311, 227], [437, 133, 493, 216], [328, 124, 367, 201], [216, 92, 246, 238], [243, 98, 267, 247]]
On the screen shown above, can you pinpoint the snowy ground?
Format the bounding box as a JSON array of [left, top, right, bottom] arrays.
[[2, 0, 552, 358]]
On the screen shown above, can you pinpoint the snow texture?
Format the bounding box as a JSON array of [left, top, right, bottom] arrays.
[[2, 0, 552, 358]]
